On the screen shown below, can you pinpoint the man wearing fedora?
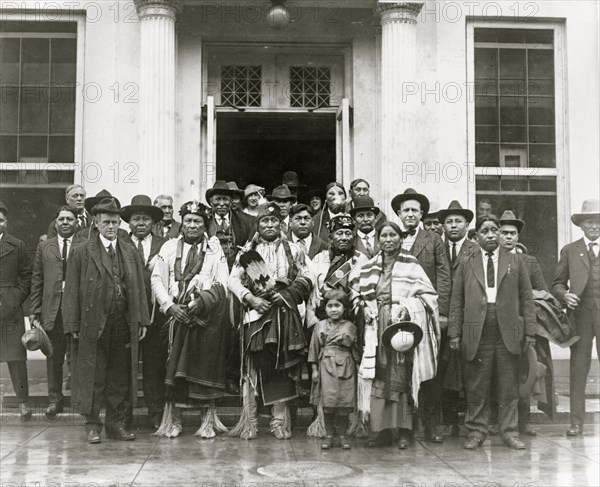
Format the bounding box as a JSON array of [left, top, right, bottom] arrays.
[[288, 203, 328, 260], [351, 196, 381, 259], [75, 189, 132, 243], [267, 184, 297, 235], [205, 180, 255, 270], [0, 201, 33, 420], [346, 179, 388, 232], [281, 171, 307, 197], [153, 194, 180, 239], [553, 199, 600, 437], [121, 195, 168, 430], [449, 214, 537, 450], [391, 188, 451, 442], [227, 182, 245, 214], [63, 198, 150, 443], [30, 206, 85, 417], [46, 184, 91, 239]]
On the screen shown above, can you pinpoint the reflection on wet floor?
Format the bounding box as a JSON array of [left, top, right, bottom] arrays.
[[1, 423, 598, 486]]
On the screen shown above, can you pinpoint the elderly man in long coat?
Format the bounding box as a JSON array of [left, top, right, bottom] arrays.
[[0, 201, 32, 420], [63, 198, 149, 444]]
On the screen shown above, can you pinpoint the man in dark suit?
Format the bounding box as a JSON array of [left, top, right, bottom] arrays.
[[267, 184, 297, 235], [350, 196, 381, 259], [45, 185, 91, 238], [30, 206, 85, 417], [63, 197, 149, 444], [391, 188, 451, 442], [75, 190, 132, 243], [345, 179, 388, 231], [553, 199, 600, 437], [449, 214, 537, 450], [0, 201, 32, 420], [152, 195, 180, 239], [288, 204, 328, 260], [121, 195, 167, 429]]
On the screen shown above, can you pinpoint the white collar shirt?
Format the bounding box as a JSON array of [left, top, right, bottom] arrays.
[[583, 236, 599, 257], [131, 234, 152, 264], [292, 233, 312, 252], [99, 234, 117, 251]]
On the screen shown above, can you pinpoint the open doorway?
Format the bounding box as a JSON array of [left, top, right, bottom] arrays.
[[216, 112, 336, 192]]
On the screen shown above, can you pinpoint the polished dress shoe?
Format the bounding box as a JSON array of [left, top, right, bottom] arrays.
[[339, 435, 351, 450], [519, 423, 537, 436], [463, 436, 483, 450], [566, 425, 583, 437], [321, 435, 334, 450], [45, 403, 63, 418], [424, 426, 444, 443], [368, 430, 393, 448], [397, 432, 411, 450], [106, 427, 136, 441], [87, 429, 101, 444], [225, 379, 240, 395], [505, 436, 526, 450], [19, 403, 32, 422]]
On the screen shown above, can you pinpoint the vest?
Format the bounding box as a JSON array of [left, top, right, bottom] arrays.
[[102, 245, 128, 316], [581, 252, 600, 309]]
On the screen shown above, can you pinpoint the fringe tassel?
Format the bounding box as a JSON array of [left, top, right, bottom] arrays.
[[152, 402, 182, 438], [306, 405, 327, 438], [346, 410, 369, 438], [226, 381, 258, 440], [194, 403, 229, 439], [357, 374, 372, 423]]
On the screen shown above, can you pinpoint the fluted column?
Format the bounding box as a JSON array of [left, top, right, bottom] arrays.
[[135, 0, 181, 198], [377, 2, 423, 210]]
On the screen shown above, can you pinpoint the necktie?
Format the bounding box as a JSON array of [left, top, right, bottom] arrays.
[[297, 238, 308, 254], [137, 239, 145, 264], [77, 214, 86, 228], [62, 238, 68, 279], [183, 243, 198, 277], [486, 252, 495, 288], [281, 220, 288, 234], [163, 224, 170, 237], [364, 236, 374, 257], [401, 229, 417, 239], [216, 217, 228, 233], [589, 242, 599, 259], [451, 242, 457, 263], [107, 244, 115, 262]]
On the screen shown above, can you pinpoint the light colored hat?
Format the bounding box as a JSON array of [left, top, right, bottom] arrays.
[[571, 199, 600, 226]]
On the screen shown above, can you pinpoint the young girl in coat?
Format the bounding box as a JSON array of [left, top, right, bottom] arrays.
[[309, 289, 360, 450]]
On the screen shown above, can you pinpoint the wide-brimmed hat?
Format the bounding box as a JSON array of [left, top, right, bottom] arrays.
[[282, 171, 307, 191], [422, 201, 440, 222], [519, 346, 547, 399], [349, 196, 380, 217], [227, 181, 245, 199], [438, 200, 474, 224], [381, 321, 423, 353], [571, 199, 600, 226], [299, 188, 324, 205], [499, 209, 525, 233], [91, 197, 121, 216], [391, 188, 430, 217], [243, 184, 265, 202], [205, 180, 235, 202], [22, 326, 53, 357], [84, 189, 121, 213], [121, 195, 163, 223], [267, 184, 297, 202]]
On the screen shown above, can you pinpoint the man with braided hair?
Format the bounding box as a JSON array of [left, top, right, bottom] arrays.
[[151, 200, 230, 438], [228, 202, 315, 440]]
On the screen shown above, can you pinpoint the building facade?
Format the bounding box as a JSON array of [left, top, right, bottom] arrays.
[[1, 0, 598, 283]]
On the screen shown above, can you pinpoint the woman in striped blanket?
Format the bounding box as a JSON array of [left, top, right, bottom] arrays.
[[352, 222, 440, 449]]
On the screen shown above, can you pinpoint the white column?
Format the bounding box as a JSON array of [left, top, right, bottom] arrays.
[[135, 0, 181, 198], [377, 2, 423, 210]]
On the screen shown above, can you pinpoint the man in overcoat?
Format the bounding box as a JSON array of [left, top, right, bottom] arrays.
[[553, 199, 600, 437], [30, 206, 85, 417], [0, 201, 32, 419], [449, 214, 537, 450], [63, 198, 149, 443]]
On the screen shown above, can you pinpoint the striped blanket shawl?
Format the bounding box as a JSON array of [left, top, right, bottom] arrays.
[[353, 251, 440, 411]]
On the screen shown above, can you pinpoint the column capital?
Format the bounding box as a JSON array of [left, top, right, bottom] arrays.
[[376, 2, 423, 24], [134, 0, 182, 19]]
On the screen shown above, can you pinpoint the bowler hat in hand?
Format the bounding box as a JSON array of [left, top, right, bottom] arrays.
[[22, 326, 53, 357]]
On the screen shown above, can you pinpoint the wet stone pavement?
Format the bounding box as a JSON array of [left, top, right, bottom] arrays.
[[0, 422, 598, 487]]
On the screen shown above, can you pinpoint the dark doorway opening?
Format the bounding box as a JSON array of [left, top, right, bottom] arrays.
[[216, 112, 336, 193]]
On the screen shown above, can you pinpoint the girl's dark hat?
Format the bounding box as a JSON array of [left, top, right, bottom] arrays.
[[121, 194, 164, 223], [391, 188, 430, 217]]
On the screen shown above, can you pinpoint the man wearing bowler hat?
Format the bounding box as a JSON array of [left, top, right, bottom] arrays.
[[346, 179, 388, 232], [553, 199, 600, 437], [30, 206, 85, 417], [391, 188, 451, 442], [75, 189, 132, 243], [46, 184, 91, 239], [448, 213, 537, 450], [351, 196, 381, 259], [267, 184, 297, 234], [0, 201, 33, 420], [121, 195, 168, 429], [63, 198, 149, 443]]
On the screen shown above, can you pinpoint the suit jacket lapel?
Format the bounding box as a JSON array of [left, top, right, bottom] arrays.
[[497, 249, 509, 287], [48, 238, 61, 262], [411, 229, 427, 257], [92, 239, 112, 276], [576, 239, 590, 268], [471, 246, 485, 289], [0, 236, 16, 260]]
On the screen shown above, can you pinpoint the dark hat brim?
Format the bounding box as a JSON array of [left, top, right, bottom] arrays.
[[121, 205, 164, 223], [438, 208, 475, 224], [205, 188, 235, 202], [349, 205, 380, 217], [391, 193, 430, 218], [571, 213, 600, 226], [519, 346, 540, 399], [85, 195, 121, 213], [499, 218, 525, 233], [22, 327, 53, 357], [381, 321, 423, 352], [267, 195, 297, 202], [299, 189, 324, 203]]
